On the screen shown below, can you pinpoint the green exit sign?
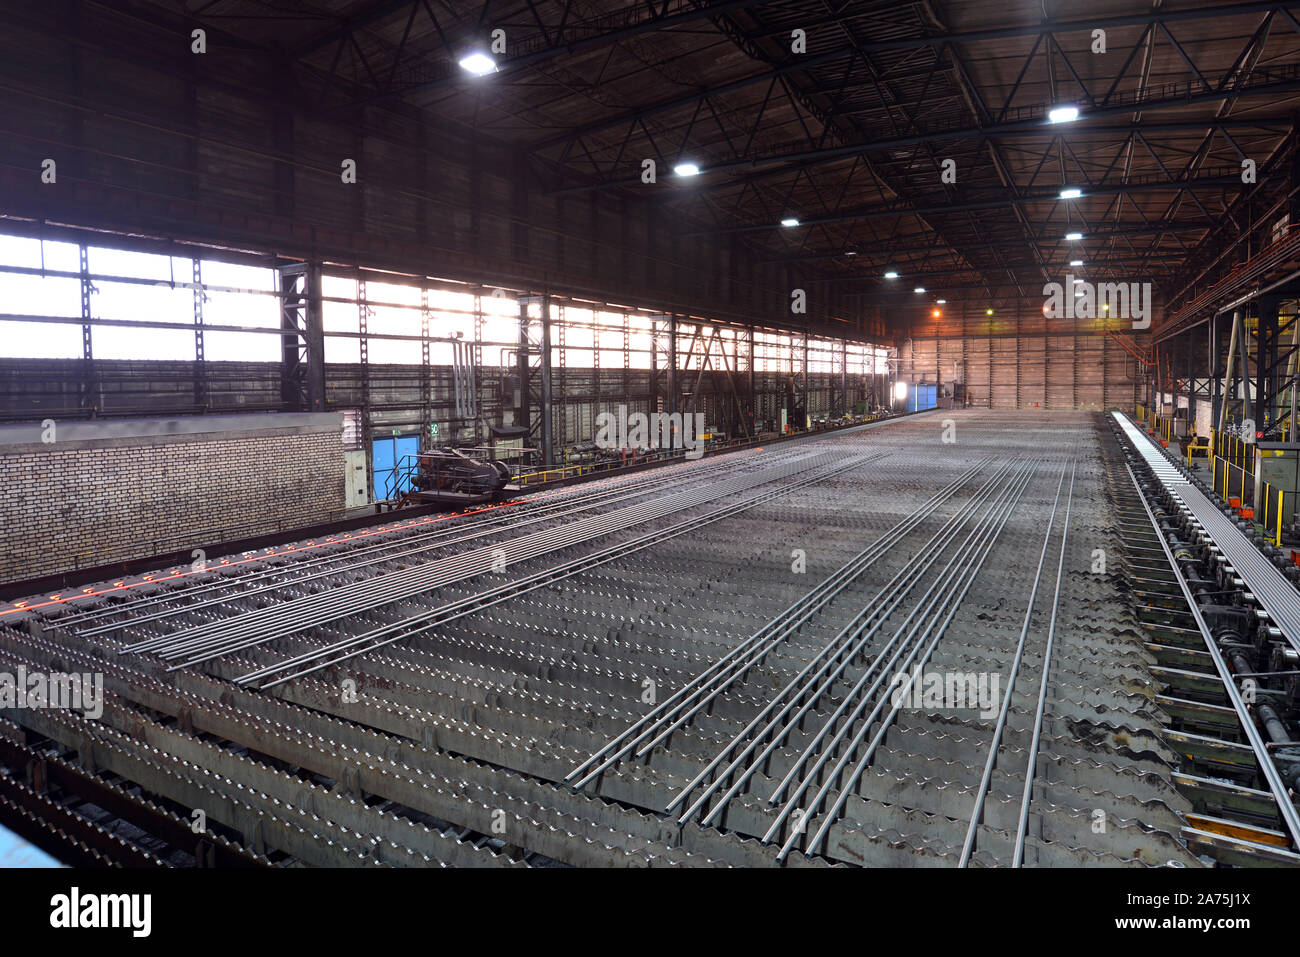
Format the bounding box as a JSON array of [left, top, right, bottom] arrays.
[[430, 423, 440, 436]]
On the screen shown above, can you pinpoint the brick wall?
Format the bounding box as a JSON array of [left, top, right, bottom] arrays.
[[1, 418, 345, 583]]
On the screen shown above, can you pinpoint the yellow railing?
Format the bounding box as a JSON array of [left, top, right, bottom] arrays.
[[1209, 427, 1256, 477], [516, 464, 593, 485], [1206, 427, 1285, 546]]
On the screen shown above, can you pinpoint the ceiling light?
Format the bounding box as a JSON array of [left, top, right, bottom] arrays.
[[931, 309, 941, 318], [844, 250, 857, 256], [458, 52, 497, 76], [986, 308, 994, 316], [1059, 188, 1082, 199], [936, 299, 946, 304], [913, 286, 926, 293], [673, 162, 700, 177], [780, 217, 800, 227], [884, 270, 899, 279], [1073, 278, 1085, 284], [1065, 231, 1083, 241], [1048, 105, 1079, 124], [1070, 259, 1083, 266]]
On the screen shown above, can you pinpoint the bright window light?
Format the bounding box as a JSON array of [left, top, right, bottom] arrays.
[[1049, 105, 1079, 124], [780, 217, 800, 227], [459, 52, 497, 76], [673, 162, 700, 177], [1065, 232, 1083, 241], [894, 381, 908, 401], [884, 270, 899, 279], [1059, 188, 1082, 199]]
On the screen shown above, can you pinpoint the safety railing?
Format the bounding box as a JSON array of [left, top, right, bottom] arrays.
[[1209, 427, 1256, 478], [1261, 481, 1286, 547], [383, 454, 420, 502], [1209, 452, 1285, 546], [1139, 409, 1177, 448]]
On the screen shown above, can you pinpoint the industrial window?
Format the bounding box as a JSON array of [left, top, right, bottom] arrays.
[[0, 233, 284, 362]]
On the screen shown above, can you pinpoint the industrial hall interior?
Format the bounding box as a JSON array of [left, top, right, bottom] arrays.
[[2, 0, 1300, 877]]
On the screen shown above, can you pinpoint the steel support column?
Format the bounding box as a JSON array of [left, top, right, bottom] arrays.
[[516, 294, 531, 430], [1209, 310, 1221, 427], [1256, 298, 1279, 434], [277, 262, 325, 414], [77, 243, 97, 416], [192, 258, 206, 413], [539, 292, 554, 467]]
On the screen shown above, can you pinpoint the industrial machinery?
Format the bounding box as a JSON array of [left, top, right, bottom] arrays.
[[1124, 422, 1300, 814], [398, 447, 516, 507]]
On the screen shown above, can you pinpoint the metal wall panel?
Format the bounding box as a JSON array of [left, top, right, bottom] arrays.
[[904, 335, 1139, 410]]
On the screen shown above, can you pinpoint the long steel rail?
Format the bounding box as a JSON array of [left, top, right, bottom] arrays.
[[788, 458, 1042, 860], [565, 457, 996, 791], [66, 415, 894, 631], [1117, 453, 1300, 849], [1114, 412, 1300, 658], [1012, 461, 1077, 866], [243, 453, 882, 688], [958, 463, 1070, 866], [121, 451, 845, 664], [666, 458, 1027, 824], [66, 453, 753, 635]]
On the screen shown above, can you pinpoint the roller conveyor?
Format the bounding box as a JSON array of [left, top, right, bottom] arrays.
[[1114, 411, 1300, 658]]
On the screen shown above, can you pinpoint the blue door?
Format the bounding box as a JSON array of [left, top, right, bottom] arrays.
[[372, 435, 420, 500]]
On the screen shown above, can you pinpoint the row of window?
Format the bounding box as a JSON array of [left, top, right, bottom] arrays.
[[0, 233, 889, 372]]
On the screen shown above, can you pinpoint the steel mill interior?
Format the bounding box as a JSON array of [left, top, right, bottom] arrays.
[[1, 0, 1300, 880]]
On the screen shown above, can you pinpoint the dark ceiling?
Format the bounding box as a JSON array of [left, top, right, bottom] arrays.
[[169, 0, 1300, 311]]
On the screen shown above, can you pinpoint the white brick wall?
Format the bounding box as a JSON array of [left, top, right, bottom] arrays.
[[1, 427, 345, 582]]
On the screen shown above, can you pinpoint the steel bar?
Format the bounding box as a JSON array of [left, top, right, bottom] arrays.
[[673, 459, 1027, 824], [1013, 461, 1078, 867], [958, 464, 1070, 867], [793, 460, 1042, 860], [570, 456, 994, 792]]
